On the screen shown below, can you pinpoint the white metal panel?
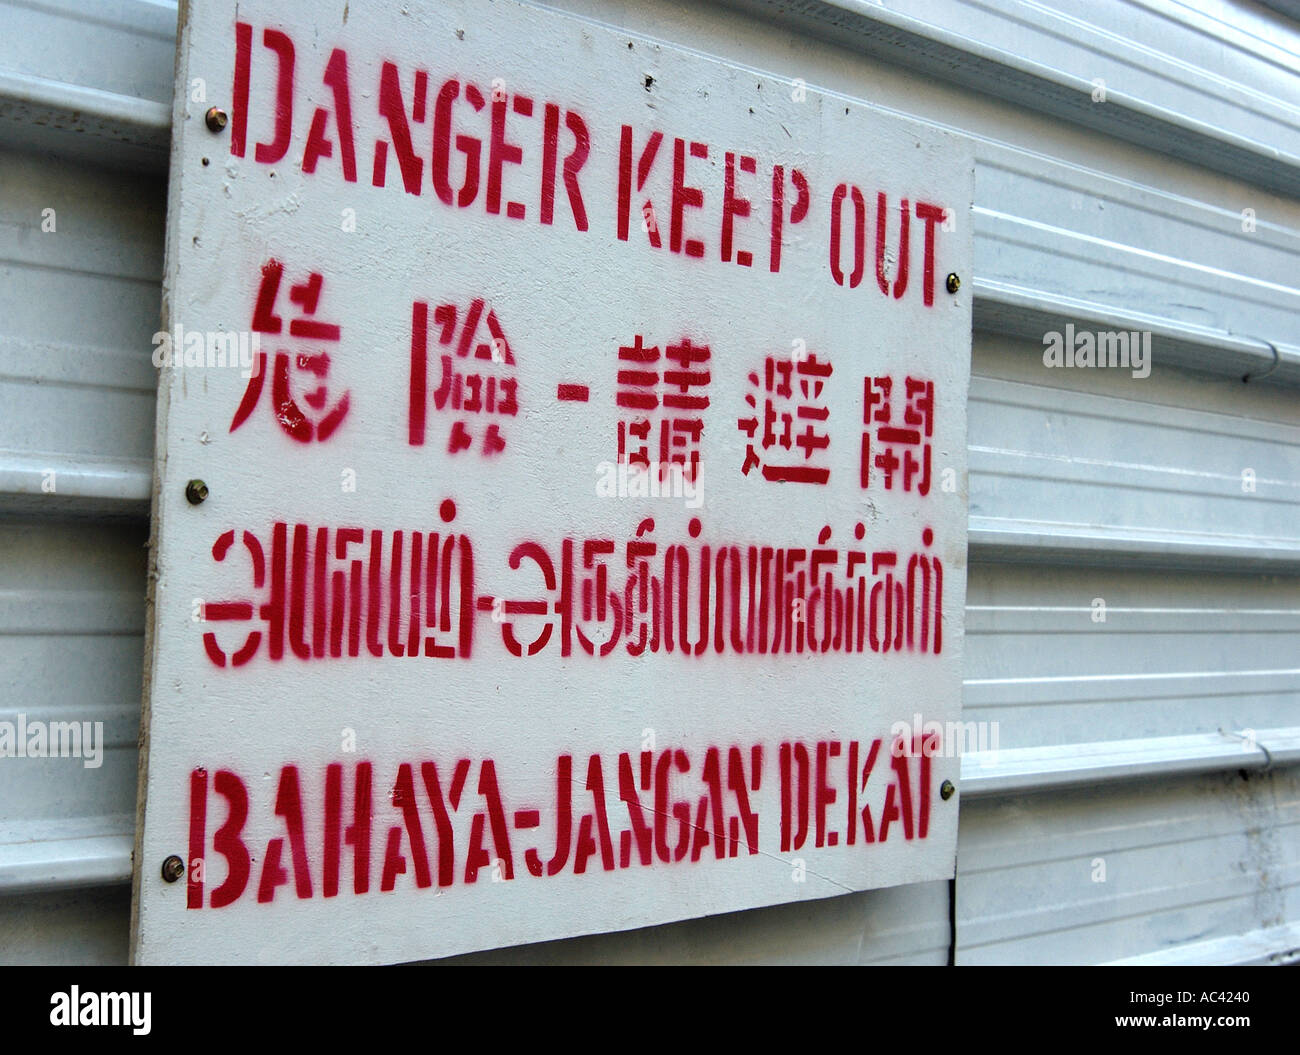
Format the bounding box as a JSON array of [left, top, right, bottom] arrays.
[[967, 336, 1300, 568], [719, 0, 1300, 195], [0, 521, 144, 895], [0, 0, 175, 106], [963, 729, 1300, 798], [958, 767, 1300, 964], [1105, 920, 1300, 965], [0, 148, 163, 517], [0, 0, 174, 170], [964, 565, 1300, 750]]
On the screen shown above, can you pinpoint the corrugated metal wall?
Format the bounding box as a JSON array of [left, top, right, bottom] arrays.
[[1, 0, 1296, 965]]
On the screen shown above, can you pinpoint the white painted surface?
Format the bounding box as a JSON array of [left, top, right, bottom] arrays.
[[959, 767, 1300, 965], [131, 0, 972, 964]]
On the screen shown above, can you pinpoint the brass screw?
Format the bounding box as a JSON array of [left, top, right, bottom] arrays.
[[185, 479, 208, 505], [945, 273, 961, 295], [940, 779, 956, 801], [204, 106, 228, 133], [161, 855, 185, 883]]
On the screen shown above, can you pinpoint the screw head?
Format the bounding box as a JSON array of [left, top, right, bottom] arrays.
[[204, 106, 228, 133], [161, 855, 186, 883], [185, 479, 208, 505], [940, 779, 956, 801], [945, 272, 961, 295]]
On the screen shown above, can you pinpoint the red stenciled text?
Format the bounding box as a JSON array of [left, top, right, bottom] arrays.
[[183, 732, 939, 907]]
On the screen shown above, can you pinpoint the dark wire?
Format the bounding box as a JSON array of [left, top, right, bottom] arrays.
[[947, 873, 957, 966]]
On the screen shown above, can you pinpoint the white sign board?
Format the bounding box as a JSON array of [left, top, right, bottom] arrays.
[[132, 0, 973, 964]]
